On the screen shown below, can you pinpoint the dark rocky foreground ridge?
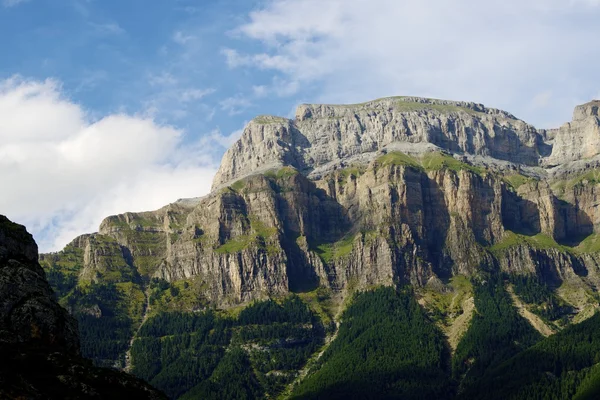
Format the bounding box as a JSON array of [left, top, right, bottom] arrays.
[[40, 97, 600, 398], [0, 215, 165, 399]]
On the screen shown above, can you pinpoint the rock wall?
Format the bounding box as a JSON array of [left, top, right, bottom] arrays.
[[43, 96, 600, 308]]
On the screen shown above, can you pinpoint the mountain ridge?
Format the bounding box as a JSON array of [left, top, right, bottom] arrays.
[[39, 96, 600, 399]]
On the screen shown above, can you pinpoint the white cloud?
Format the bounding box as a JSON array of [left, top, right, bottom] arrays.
[[252, 85, 268, 98], [2, 0, 29, 7], [222, 48, 250, 68], [181, 88, 215, 102], [173, 31, 196, 45], [231, 0, 600, 127], [148, 71, 178, 87], [0, 77, 220, 252]]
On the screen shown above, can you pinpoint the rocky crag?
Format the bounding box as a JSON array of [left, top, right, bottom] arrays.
[[0, 215, 165, 399], [42, 96, 600, 368]]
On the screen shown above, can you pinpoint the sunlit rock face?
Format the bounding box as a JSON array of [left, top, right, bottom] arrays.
[[44, 97, 600, 307]]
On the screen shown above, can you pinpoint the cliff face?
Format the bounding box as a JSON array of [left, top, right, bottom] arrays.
[[545, 100, 600, 166], [42, 97, 600, 367], [0, 215, 165, 399], [212, 97, 546, 189]]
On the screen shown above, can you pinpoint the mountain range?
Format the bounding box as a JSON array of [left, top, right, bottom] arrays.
[[38, 96, 600, 399]]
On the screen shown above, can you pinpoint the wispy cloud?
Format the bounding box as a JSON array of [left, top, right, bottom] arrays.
[[149, 71, 178, 87], [228, 0, 600, 127], [220, 95, 252, 115], [173, 31, 196, 44], [181, 88, 215, 102]]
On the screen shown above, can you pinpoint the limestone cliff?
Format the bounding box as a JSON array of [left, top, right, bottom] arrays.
[[42, 97, 600, 368], [212, 97, 547, 189], [545, 100, 600, 166], [0, 215, 165, 399]]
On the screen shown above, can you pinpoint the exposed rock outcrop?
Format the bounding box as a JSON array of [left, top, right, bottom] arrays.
[[545, 100, 600, 166], [43, 96, 600, 330], [0, 215, 165, 399], [212, 97, 548, 189]]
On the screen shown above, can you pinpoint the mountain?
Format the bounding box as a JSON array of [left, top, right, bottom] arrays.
[[41, 97, 600, 399], [0, 215, 166, 399]]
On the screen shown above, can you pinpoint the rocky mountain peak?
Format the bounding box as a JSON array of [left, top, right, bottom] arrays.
[[212, 97, 600, 188], [295, 96, 518, 121], [211, 96, 544, 189], [573, 100, 600, 121], [544, 100, 600, 166]]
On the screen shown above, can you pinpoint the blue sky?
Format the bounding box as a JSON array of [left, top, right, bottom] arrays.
[[1, 0, 599, 251], [0, 0, 301, 141]]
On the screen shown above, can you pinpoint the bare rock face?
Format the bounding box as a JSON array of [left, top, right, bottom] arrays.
[[44, 96, 600, 311], [212, 97, 545, 190], [545, 100, 600, 166], [573, 100, 600, 121], [0, 215, 165, 399], [0, 215, 79, 351]]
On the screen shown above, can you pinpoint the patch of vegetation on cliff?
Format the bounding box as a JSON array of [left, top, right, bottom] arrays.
[[103, 213, 162, 231], [504, 173, 537, 190], [41, 244, 84, 298], [253, 115, 289, 125], [229, 179, 246, 192], [131, 295, 324, 399], [574, 233, 600, 253], [311, 235, 355, 264], [148, 277, 209, 315], [336, 97, 482, 115], [375, 151, 423, 170], [214, 216, 279, 255], [290, 287, 454, 399], [418, 276, 473, 323], [397, 101, 479, 114], [422, 152, 486, 175], [489, 230, 571, 254], [214, 234, 255, 254], [335, 165, 367, 186], [551, 168, 600, 198], [264, 166, 298, 180], [297, 287, 338, 329]]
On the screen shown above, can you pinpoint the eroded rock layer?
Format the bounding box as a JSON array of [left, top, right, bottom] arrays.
[[41, 97, 600, 361]]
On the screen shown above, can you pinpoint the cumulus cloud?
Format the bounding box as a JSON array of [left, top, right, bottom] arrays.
[[230, 0, 600, 127], [0, 77, 220, 252]]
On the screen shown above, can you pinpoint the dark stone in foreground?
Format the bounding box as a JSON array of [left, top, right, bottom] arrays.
[[0, 215, 165, 399]]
